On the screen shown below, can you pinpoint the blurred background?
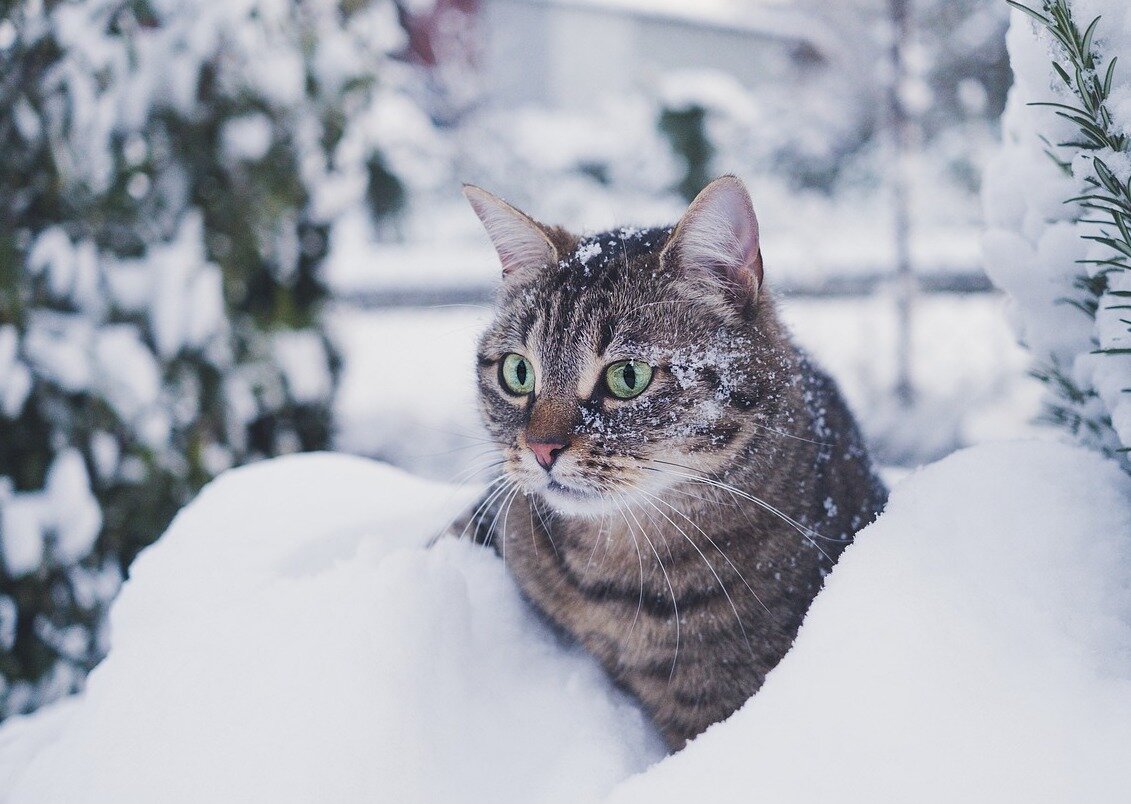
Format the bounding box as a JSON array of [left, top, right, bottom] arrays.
[[0, 0, 1043, 719]]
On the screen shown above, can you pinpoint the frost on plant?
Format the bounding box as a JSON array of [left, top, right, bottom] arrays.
[[985, 0, 1131, 461], [0, 0, 428, 718]]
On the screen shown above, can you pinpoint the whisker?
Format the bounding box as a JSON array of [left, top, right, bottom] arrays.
[[420, 302, 492, 311], [635, 299, 704, 310], [427, 469, 509, 548], [651, 480, 736, 508], [748, 421, 832, 447], [620, 493, 681, 680], [491, 484, 523, 569], [610, 495, 647, 636], [631, 489, 757, 661], [582, 508, 608, 578], [455, 476, 515, 547], [408, 443, 501, 461], [645, 459, 837, 561], [501, 483, 523, 563], [437, 454, 505, 492], [531, 498, 560, 559], [394, 420, 495, 444], [528, 496, 538, 555], [635, 485, 770, 619]]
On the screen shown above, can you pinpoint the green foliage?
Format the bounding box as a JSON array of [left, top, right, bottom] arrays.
[[0, 0, 416, 717], [1006, 0, 1131, 458], [658, 106, 714, 202]]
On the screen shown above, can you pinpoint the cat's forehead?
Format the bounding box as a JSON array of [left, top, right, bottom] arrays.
[[484, 224, 731, 370], [487, 226, 670, 351], [560, 225, 671, 275]]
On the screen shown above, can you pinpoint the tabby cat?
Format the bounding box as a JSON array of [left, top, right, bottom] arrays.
[[457, 176, 887, 750]]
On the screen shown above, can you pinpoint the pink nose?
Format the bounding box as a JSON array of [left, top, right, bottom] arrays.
[[528, 439, 568, 471]]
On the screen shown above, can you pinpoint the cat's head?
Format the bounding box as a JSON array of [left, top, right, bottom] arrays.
[[467, 176, 791, 517]]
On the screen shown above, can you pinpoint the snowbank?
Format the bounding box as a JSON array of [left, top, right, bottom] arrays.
[[610, 441, 1131, 802], [3, 441, 1129, 802], [0, 455, 663, 802]]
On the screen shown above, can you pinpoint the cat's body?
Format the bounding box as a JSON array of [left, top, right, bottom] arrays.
[[457, 178, 886, 750]]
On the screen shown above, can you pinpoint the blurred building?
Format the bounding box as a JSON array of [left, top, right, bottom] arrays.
[[480, 0, 850, 109]]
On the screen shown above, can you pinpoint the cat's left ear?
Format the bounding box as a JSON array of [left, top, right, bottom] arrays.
[[463, 184, 559, 280], [662, 175, 763, 307]]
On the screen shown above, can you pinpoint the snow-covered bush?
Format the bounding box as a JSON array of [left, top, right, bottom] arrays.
[[984, 0, 1131, 459], [453, 96, 685, 230], [0, 0, 433, 718]]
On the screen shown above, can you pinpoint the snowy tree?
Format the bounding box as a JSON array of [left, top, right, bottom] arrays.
[[0, 0, 430, 717], [984, 0, 1131, 461]]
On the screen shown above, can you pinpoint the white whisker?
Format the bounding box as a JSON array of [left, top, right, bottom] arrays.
[[610, 495, 647, 636], [620, 494, 681, 680], [632, 490, 757, 660], [645, 459, 837, 562]]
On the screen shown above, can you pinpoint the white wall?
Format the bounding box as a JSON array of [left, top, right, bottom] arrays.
[[481, 0, 830, 109]]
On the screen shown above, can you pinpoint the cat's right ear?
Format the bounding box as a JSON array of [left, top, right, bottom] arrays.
[[462, 185, 558, 280], [661, 175, 763, 311]]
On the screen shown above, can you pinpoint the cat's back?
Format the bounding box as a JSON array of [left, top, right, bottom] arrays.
[[793, 350, 887, 546]]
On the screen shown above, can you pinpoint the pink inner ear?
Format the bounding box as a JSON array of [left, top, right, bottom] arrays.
[[677, 177, 763, 295], [463, 186, 557, 278], [730, 205, 762, 286], [718, 181, 760, 263]]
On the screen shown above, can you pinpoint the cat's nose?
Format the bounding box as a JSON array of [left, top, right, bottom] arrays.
[[528, 438, 569, 471]]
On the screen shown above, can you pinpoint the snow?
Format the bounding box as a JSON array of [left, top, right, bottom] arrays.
[[0, 454, 663, 802], [984, 1, 1131, 455], [1, 442, 1128, 800], [141, 214, 229, 360], [575, 239, 604, 264], [43, 450, 103, 566], [272, 331, 333, 406], [4, 1, 1122, 793], [610, 440, 1131, 802], [94, 326, 163, 424], [4, 0, 442, 719], [21, 312, 95, 394], [329, 306, 491, 478], [221, 113, 274, 163], [0, 326, 32, 418], [0, 450, 102, 578], [0, 597, 15, 652], [0, 487, 45, 578]]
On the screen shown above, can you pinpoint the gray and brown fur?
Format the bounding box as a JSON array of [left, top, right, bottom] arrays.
[[456, 177, 887, 751]]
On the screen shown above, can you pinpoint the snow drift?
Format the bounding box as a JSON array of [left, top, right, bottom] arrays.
[[0, 456, 663, 802], [611, 440, 1131, 802], [2, 441, 1130, 802]]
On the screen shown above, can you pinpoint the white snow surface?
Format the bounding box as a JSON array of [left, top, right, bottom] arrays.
[[0, 450, 102, 579], [612, 440, 1131, 802], [2, 441, 1130, 801], [0, 454, 663, 802]]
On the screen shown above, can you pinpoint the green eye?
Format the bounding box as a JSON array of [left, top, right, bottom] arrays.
[[500, 353, 535, 395], [605, 360, 653, 400]]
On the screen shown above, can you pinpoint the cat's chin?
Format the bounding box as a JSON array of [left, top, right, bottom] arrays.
[[535, 480, 614, 518]]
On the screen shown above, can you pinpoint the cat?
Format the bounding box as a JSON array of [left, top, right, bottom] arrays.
[[456, 175, 887, 751]]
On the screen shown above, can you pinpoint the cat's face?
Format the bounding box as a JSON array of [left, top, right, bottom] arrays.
[[468, 178, 779, 517]]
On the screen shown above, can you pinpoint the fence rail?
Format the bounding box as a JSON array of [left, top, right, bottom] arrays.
[[335, 271, 994, 310]]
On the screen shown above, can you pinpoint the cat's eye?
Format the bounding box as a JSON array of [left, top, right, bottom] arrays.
[[500, 353, 535, 395], [605, 360, 653, 400]]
